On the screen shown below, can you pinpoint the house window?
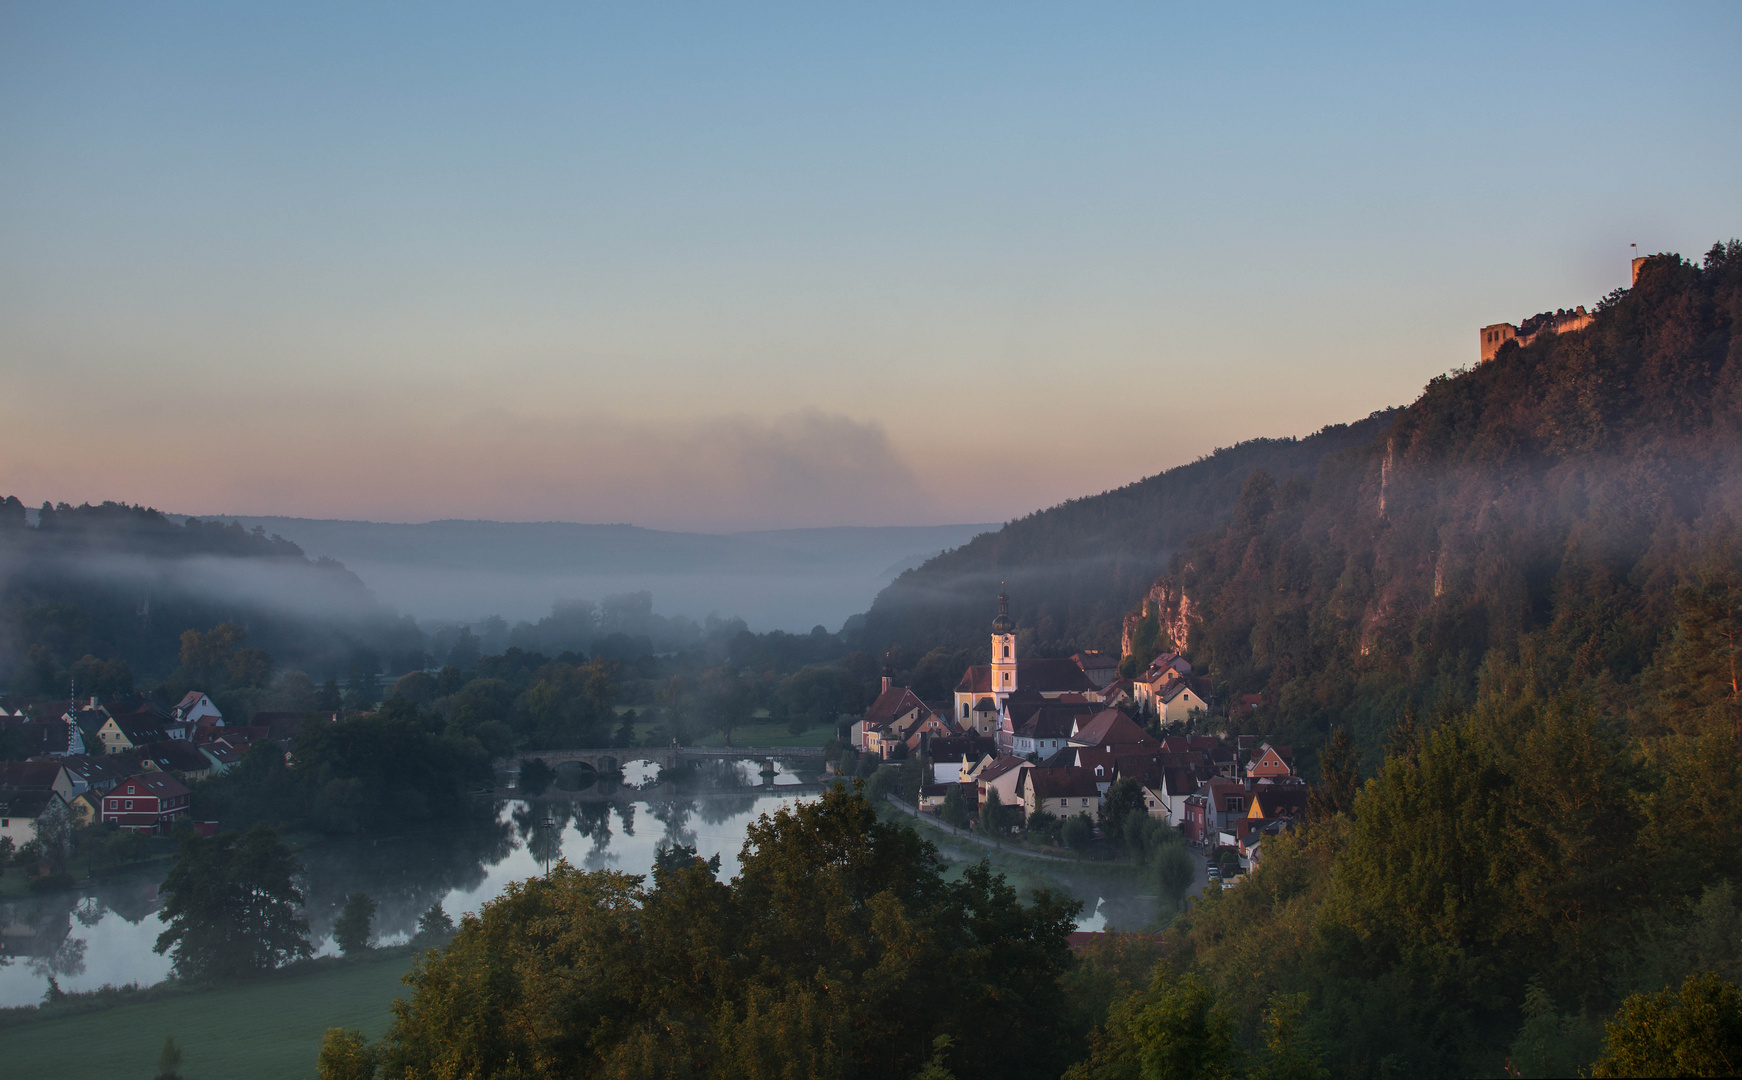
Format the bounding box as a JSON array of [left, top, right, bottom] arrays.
[[108, 799, 117, 810], [1082, 799, 1089, 806], [124, 800, 134, 810]]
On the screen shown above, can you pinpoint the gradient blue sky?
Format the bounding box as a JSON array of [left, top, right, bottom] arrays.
[[2, 2, 1737, 530]]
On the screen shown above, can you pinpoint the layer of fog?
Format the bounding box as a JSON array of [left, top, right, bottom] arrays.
[[210, 517, 997, 632]]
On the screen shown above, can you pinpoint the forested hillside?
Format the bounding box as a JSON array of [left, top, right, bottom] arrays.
[[860, 411, 1396, 661], [1135, 245, 1742, 770], [1066, 245, 1742, 1078], [0, 499, 420, 696]]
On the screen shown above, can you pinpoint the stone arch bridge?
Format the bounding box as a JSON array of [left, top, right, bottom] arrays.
[[502, 744, 826, 776]]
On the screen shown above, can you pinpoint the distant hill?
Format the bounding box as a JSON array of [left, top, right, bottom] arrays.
[[860, 412, 1397, 659], [201, 517, 997, 633]]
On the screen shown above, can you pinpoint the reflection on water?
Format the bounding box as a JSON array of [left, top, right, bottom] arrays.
[[0, 756, 1156, 1008]]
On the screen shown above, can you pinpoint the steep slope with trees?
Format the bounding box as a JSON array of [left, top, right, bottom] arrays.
[[1059, 243, 1742, 1078], [1132, 245, 1742, 769]]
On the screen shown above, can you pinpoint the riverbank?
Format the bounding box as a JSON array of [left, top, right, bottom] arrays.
[[883, 798, 1206, 928], [1, 945, 425, 1079]]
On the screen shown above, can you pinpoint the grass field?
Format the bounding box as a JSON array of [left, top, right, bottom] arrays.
[[3, 949, 419, 1080]]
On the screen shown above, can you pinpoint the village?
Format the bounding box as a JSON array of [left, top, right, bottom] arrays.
[[855, 593, 1301, 880], [0, 688, 313, 868], [0, 590, 1299, 891]]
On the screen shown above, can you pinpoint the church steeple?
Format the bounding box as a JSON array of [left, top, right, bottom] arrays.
[[991, 589, 1017, 702], [991, 591, 1014, 635]]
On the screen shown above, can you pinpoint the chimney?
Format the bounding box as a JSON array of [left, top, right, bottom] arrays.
[[881, 674, 891, 694]]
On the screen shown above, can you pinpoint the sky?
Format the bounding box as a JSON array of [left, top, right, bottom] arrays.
[[2, 2, 1738, 532]]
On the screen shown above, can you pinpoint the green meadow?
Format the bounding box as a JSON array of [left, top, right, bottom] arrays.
[[1, 948, 421, 1080]]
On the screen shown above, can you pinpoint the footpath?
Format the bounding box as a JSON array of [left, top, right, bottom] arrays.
[[881, 796, 1082, 863]]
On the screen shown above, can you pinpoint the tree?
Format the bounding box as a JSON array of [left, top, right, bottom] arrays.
[[940, 783, 971, 828], [1307, 726, 1358, 820], [1130, 973, 1235, 1080], [154, 1034, 184, 1080], [316, 678, 343, 712], [1660, 572, 1742, 749], [701, 665, 756, 745], [391, 670, 438, 706], [317, 1027, 378, 1080], [653, 841, 721, 880], [981, 786, 1008, 838], [414, 904, 454, 943], [518, 757, 555, 797], [32, 798, 73, 873], [334, 892, 377, 956], [154, 824, 312, 979], [1062, 812, 1096, 854], [866, 763, 901, 803], [1592, 971, 1742, 1077], [1248, 993, 1328, 1080], [1154, 841, 1195, 909], [375, 785, 1082, 1080], [1101, 776, 1146, 848]]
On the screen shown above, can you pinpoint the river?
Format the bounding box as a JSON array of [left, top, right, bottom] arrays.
[[0, 759, 1160, 1009]]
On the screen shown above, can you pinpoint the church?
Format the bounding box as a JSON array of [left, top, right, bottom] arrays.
[[951, 592, 1097, 737]]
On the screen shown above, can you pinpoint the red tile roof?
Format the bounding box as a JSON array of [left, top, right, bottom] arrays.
[[1071, 709, 1158, 750], [863, 686, 932, 731], [955, 659, 1095, 695]]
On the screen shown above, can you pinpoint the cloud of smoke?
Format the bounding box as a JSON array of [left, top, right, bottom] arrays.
[[1, 408, 946, 532]]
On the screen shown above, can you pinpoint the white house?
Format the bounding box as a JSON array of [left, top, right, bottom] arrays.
[[174, 691, 223, 727]]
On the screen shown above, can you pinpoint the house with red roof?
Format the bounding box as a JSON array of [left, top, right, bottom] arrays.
[[100, 773, 191, 834], [173, 691, 223, 727], [1070, 651, 1119, 688], [1018, 766, 1101, 820], [1246, 743, 1295, 779], [973, 754, 1032, 811], [859, 678, 948, 760], [1068, 709, 1159, 751]]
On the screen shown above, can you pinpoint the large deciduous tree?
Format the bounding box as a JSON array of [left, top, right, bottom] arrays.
[[155, 824, 311, 980]]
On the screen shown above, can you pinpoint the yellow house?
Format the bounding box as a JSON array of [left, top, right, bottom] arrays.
[[1157, 681, 1209, 725], [69, 792, 101, 827]]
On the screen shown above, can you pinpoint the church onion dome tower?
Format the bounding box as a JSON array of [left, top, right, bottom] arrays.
[[991, 591, 1014, 635], [991, 590, 1017, 702]]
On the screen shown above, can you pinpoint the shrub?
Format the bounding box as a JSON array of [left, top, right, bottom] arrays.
[[1062, 812, 1096, 853]]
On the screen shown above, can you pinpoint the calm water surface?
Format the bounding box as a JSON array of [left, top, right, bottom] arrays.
[[0, 760, 1149, 1008]]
